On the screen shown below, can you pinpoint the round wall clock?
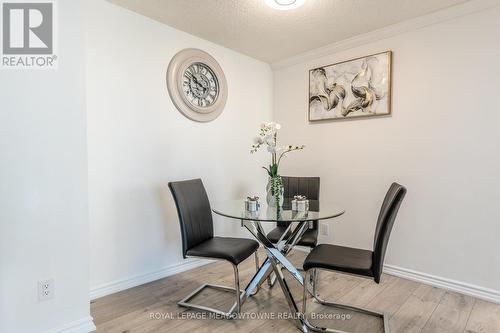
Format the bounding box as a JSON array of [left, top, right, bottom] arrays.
[[167, 48, 228, 122]]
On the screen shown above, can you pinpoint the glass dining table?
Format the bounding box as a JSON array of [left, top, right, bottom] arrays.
[[212, 199, 345, 332]]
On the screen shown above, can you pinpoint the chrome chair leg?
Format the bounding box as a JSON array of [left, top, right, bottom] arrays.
[[312, 268, 318, 296], [234, 265, 241, 313], [268, 270, 278, 287], [267, 273, 274, 287], [302, 270, 309, 316], [177, 262, 244, 319], [254, 251, 259, 271], [302, 268, 390, 333], [251, 251, 261, 295]]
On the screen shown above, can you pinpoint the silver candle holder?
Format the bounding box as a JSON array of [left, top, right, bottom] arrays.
[[245, 196, 260, 212], [291, 195, 309, 212]]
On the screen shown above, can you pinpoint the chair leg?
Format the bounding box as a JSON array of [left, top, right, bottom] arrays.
[[266, 247, 274, 287], [312, 268, 318, 296], [254, 251, 259, 272], [177, 262, 244, 319], [302, 268, 390, 333], [267, 273, 274, 287], [249, 251, 262, 296], [302, 270, 309, 314], [233, 264, 241, 313]]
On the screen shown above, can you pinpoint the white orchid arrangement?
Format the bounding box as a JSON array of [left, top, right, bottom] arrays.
[[251, 121, 304, 179]]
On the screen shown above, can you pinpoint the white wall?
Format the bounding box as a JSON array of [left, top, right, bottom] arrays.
[[274, 6, 500, 293], [86, 0, 273, 293], [2, 1, 498, 331], [0, 1, 94, 332]]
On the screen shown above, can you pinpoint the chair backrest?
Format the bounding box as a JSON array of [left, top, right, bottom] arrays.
[[372, 182, 407, 283], [168, 179, 214, 258], [279, 176, 320, 228]]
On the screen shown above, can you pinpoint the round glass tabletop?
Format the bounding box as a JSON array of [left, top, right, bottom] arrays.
[[212, 199, 344, 223]]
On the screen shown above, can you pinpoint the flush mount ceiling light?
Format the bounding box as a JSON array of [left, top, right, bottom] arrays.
[[265, 0, 306, 10]]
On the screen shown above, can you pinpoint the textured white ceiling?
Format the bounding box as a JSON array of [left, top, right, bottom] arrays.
[[107, 0, 469, 63]]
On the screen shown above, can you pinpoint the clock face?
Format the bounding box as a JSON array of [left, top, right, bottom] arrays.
[[182, 62, 219, 108], [167, 49, 227, 122]]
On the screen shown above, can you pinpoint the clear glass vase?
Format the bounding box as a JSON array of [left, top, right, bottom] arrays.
[[266, 176, 284, 207]]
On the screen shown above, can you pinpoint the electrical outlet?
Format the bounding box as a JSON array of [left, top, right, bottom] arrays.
[[38, 279, 54, 301], [319, 223, 329, 236]]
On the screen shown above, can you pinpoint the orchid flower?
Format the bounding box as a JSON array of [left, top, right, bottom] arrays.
[[250, 122, 305, 178]]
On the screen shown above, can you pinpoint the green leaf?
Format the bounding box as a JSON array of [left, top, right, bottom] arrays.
[[270, 164, 278, 177]]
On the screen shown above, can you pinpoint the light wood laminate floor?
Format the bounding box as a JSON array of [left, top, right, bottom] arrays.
[[91, 251, 500, 333]]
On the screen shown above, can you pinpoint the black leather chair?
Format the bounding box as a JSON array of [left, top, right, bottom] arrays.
[[267, 176, 320, 248], [168, 178, 260, 318], [302, 183, 406, 333]]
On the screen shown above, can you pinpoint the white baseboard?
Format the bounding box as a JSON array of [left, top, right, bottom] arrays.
[[90, 258, 213, 300], [43, 316, 96, 333], [384, 264, 500, 304]]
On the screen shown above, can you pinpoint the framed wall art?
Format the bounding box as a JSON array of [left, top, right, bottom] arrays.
[[309, 51, 392, 121]]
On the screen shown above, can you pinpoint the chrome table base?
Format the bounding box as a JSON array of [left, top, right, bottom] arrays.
[[240, 219, 311, 332], [241, 220, 390, 333], [179, 219, 388, 332]]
